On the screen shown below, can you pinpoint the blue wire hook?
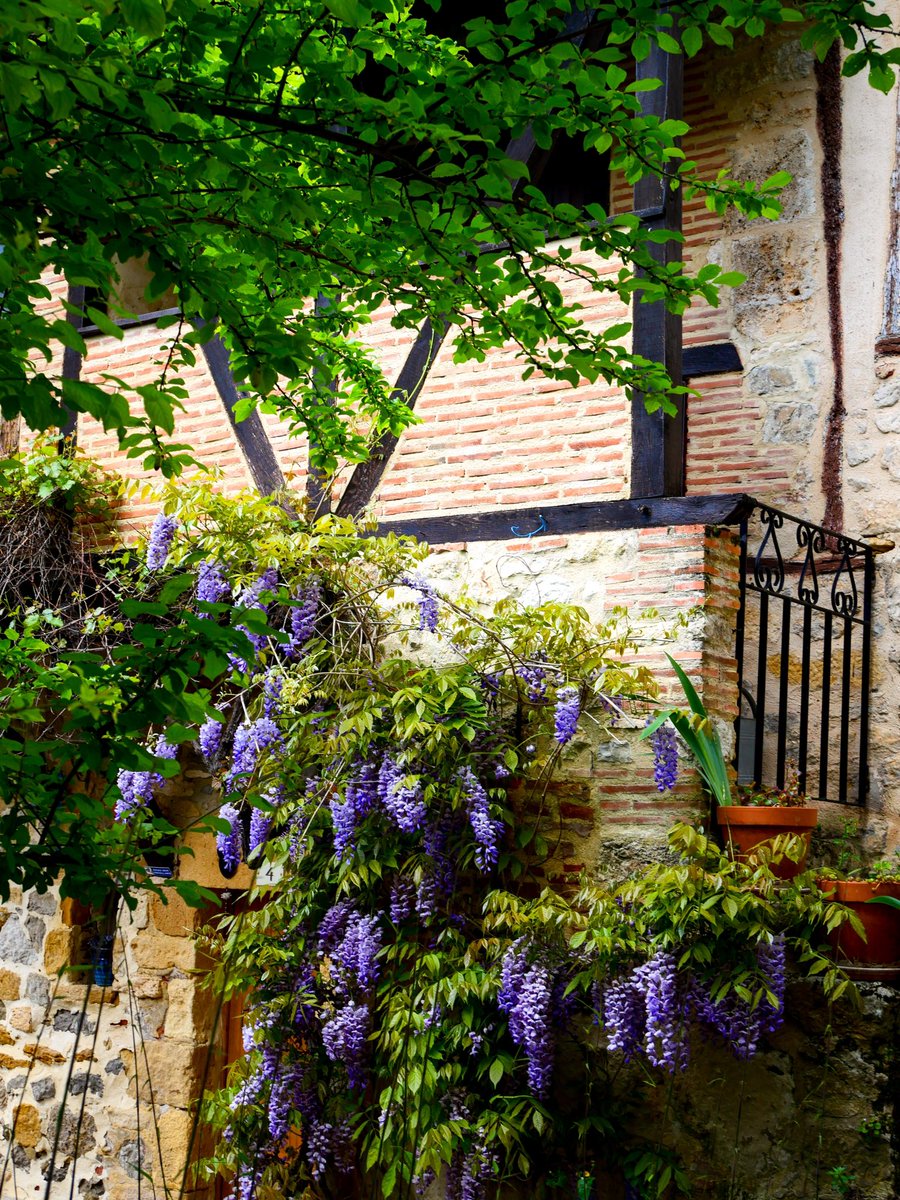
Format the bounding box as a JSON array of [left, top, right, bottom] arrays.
[[510, 514, 547, 538]]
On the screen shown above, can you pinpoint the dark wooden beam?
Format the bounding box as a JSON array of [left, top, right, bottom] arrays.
[[374, 493, 753, 545], [682, 342, 743, 379], [200, 332, 287, 497], [59, 284, 85, 447], [335, 316, 450, 518], [306, 294, 337, 514], [630, 38, 684, 499]]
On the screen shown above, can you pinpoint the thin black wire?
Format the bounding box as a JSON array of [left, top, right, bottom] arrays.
[[42, 973, 93, 1200]]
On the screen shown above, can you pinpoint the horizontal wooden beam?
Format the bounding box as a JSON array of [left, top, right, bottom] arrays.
[[374, 493, 754, 545], [682, 342, 743, 378]]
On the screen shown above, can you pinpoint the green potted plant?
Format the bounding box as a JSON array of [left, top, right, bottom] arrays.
[[817, 849, 900, 965], [644, 655, 818, 879]]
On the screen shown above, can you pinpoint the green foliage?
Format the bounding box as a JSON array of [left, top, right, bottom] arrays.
[[1, 1, 897, 469], [0, 438, 123, 519]]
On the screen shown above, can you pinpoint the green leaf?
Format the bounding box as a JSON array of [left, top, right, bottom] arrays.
[[85, 307, 125, 340], [489, 1058, 504, 1086], [323, 0, 365, 24], [119, 0, 166, 37], [681, 26, 702, 56]]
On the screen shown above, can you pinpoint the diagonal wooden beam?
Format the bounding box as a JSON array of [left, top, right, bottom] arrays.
[[630, 37, 684, 499], [335, 316, 450, 518], [200, 332, 287, 497], [59, 284, 85, 448]]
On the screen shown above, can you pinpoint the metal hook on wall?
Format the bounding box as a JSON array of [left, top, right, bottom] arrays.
[[510, 514, 547, 539]]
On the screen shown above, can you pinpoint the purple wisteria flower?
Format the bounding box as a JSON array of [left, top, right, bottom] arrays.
[[217, 803, 243, 876], [231, 567, 279, 672], [318, 900, 354, 955], [283, 579, 320, 659], [553, 685, 580, 745], [635, 951, 686, 1072], [378, 754, 427, 833], [321, 1001, 370, 1088], [305, 1118, 333, 1179], [346, 760, 379, 818], [518, 660, 547, 702], [757, 933, 786, 1034], [267, 1071, 294, 1143], [516, 963, 555, 1096], [196, 560, 231, 614], [458, 766, 502, 871], [146, 513, 178, 571], [198, 716, 223, 765], [263, 671, 283, 719], [498, 941, 559, 1097], [330, 792, 357, 861], [114, 734, 178, 821], [331, 913, 383, 992], [249, 808, 272, 858], [225, 717, 284, 791], [649, 720, 679, 792], [401, 571, 439, 633], [389, 876, 414, 924], [602, 976, 645, 1062]]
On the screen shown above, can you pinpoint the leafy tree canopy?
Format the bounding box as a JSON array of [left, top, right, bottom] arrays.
[[1, 0, 896, 472]]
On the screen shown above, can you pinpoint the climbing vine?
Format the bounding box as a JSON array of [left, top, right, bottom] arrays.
[[0, 449, 854, 1198]]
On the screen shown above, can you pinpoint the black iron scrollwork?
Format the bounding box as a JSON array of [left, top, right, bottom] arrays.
[[753, 506, 785, 594], [796, 522, 826, 605], [831, 536, 860, 617]]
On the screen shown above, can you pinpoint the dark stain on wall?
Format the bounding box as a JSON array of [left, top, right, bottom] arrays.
[[815, 44, 845, 533]]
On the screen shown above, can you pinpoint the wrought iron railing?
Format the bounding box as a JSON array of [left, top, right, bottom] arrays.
[[734, 503, 874, 806]]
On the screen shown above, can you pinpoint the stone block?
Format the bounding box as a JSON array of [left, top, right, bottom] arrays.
[[9, 1005, 32, 1032], [0, 916, 39, 965], [164, 976, 219, 1043], [0, 967, 21, 998], [43, 927, 80, 975], [846, 441, 875, 467], [154, 1108, 195, 1189], [51, 1104, 97, 1156], [31, 1077, 55, 1102], [26, 891, 57, 915], [123, 1041, 211, 1108], [0, 1052, 29, 1068], [12, 1103, 42, 1148], [25, 974, 49, 1006], [132, 929, 202, 972], [24, 1043, 66, 1064], [762, 402, 817, 445], [149, 892, 203, 938]]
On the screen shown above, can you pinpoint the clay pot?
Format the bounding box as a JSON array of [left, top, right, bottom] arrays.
[[717, 806, 818, 880], [816, 878, 900, 965]]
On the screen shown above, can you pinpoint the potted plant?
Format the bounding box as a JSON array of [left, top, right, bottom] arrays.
[[644, 655, 818, 879], [817, 851, 900, 965]]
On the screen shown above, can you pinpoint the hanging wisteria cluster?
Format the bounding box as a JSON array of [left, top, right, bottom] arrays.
[[602, 938, 786, 1072]]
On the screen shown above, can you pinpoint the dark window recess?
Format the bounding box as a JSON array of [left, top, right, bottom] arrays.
[[399, 3, 610, 212], [527, 131, 610, 213]]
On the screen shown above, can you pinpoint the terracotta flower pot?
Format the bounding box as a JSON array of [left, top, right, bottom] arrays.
[[816, 878, 900, 965], [717, 806, 818, 880]]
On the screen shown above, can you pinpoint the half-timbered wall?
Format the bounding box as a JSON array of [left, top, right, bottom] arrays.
[[7, 23, 900, 1200]]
